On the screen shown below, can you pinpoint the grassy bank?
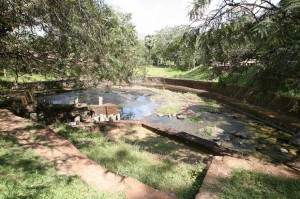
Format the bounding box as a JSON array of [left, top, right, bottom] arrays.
[[143, 65, 300, 98], [219, 169, 300, 199], [144, 65, 215, 81], [54, 124, 206, 199], [0, 134, 125, 199]]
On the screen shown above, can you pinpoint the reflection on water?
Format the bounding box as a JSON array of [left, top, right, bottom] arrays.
[[121, 97, 160, 120], [38, 89, 160, 120]]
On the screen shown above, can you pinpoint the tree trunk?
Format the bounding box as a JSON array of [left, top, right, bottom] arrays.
[[14, 69, 19, 84], [148, 49, 151, 65], [3, 68, 6, 79]]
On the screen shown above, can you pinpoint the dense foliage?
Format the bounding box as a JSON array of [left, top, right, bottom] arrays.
[[142, 26, 199, 68], [0, 0, 140, 83], [189, 0, 300, 94], [145, 1, 299, 96]]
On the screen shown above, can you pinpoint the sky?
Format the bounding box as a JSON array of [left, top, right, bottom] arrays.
[[105, 0, 193, 38], [105, 0, 281, 38]]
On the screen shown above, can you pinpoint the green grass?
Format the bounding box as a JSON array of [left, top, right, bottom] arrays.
[[189, 115, 202, 123], [219, 169, 300, 199], [54, 124, 206, 199], [145, 65, 187, 78], [0, 72, 54, 83], [154, 104, 182, 115], [177, 66, 215, 81], [204, 126, 213, 136], [144, 66, 299, 98], [144, 65, 216, 81], [0, 135, 125, 199], [151, 89, 201, 115]]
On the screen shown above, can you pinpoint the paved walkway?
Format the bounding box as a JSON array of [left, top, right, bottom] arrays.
[[196, 156, 300, 199], [0, 109, 175, 199]]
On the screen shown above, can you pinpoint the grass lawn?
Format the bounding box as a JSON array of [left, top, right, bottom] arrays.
[[219, 169, 300, 199], [144, 65, 216, 81], [54, 124, 206, 199], [145, 65, 186, 78], [0, 134, 125, 199]]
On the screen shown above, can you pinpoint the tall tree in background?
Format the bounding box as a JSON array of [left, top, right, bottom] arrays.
[[145, 35, 154, 65], [0, 0, 140, 83], [149, 26, 198, 68]]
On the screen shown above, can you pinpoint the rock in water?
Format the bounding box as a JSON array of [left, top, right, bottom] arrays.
[[210, 127, 225, 137], [30, 113, 37, 121], [280, 148, 288, 153], [216, 141, 222, 146], [213, 137, 221, 141], [235, 132, 249, 139], [198, 128, 204, 133], [176, 114, 186, 120]]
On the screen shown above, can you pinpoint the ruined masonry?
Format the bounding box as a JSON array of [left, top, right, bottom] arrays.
[[74, 97, 121, 124]]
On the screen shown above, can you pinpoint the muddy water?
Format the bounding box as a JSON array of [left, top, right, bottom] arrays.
[[38, 86, 298, 163]]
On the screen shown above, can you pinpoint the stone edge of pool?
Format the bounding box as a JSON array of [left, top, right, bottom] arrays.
[[140, 83, 300, 136]]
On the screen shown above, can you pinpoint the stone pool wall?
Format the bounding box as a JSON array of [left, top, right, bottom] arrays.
[[146, 77, 300, 118]]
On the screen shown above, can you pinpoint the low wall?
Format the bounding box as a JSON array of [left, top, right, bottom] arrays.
[[146, 77, 300, 118], [88, 121, 240, 157]]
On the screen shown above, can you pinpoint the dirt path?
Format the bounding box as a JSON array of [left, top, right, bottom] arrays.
[[196, 155, 300, 199], [0, 109, 175, 199]]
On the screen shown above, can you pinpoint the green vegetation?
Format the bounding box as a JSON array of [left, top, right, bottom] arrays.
[[204, 126, 213, 136], [151, 89, 203, 115], [219, 169, 300, 199], [145, 65, 186, 78], [54, 124, 206, 199], [145, 65, 215, 81], [0, 135, 125, 199], [177, 66, 215, 81], [188, 0, 300, 94], [0, 72, 54, 83], [154, 104, 182, 115], [189, 114, 202, 123], [139, 1, 300, 98], [0, 0, 141, 84]]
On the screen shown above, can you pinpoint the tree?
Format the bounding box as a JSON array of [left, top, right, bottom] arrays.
[[150, 26, 198, 68], [0, 0, 141, 83], [145, 35, 155, 65], [188, 0, 300, 94]]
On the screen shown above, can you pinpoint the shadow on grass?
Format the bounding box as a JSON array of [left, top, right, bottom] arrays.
[[176, 66, 214, 80], [55, 124, 207, 199], [0, 133, 108, 199], [219, 169, 300, 199], [0, 136, 67, 198]]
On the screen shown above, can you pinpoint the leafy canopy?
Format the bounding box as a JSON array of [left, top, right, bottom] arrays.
[[0, 0, 141, 83]]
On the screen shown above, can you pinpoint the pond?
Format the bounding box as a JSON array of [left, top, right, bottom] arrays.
[[38, 86, 298, 163]]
